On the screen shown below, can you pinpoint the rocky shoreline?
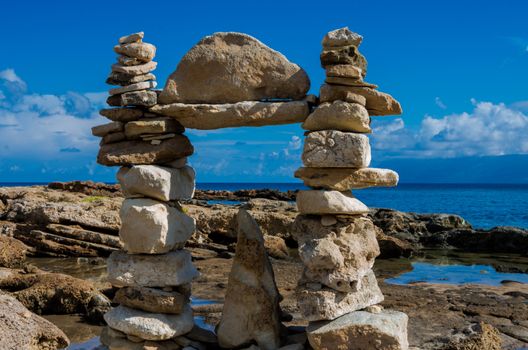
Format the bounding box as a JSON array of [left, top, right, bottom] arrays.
[[0, 182, 527, 349]]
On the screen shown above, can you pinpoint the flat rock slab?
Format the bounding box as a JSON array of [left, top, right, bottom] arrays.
[[302, 130, 371, 168], [109, 81, 157, 96], [119, 198, 195, 254], [106, 72, 156, 86], [97, 136, 194, 166], [107, 250, 199, 287], [119, 32, 144, 45], [124, 118, 184, 138], [150, 100, 310, 129], [92, 121, 124, 137], [302, 101, 371, 133], [118, 165, 195, 201], [297, 269, 384, 321], [322, 27, 363, 48], [100, 108, 144, 122], [104, 304, 193, 341], [114, 42, 156, 62], [296, 190, 369, 215], [107, 90, 157, 107], [320, 46, 367, 76], [307, 310, 409, 350], [114, 286, 188, 314], [320, 84, 402, 116], [159, 32, 310, 104], [112, 61, 157, 75], [295, 167, 399, 191]]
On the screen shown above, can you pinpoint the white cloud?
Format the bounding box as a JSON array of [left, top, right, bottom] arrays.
[[0, 68, 106, 161], [371, 100, 528, 158], [435, 97, 447, 109]]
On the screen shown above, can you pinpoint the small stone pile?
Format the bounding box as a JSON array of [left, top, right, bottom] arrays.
[[294, 27, 409, 350], [92, 33, 206, 349]]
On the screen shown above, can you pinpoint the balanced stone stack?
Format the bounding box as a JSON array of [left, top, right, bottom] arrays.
[[294, 27, 409, 350], [92, 33, 200, 349]]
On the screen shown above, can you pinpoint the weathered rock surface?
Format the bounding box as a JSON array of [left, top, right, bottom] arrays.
[[124, 118, 184, 138], [322, 27, 363, 48], [97, 136, 194, 166], [293, 215, 380, 292], [295, 167, 399, 191], [159, 32, 310, 104], [0, 235, 28, 268], [320, 84, 402, 116], [118, 165, 195, 201], [91, 121, 123, 137], [0, 269, 111, 323], [119, 32, 144, 45], [107, 90, 157, 107], [109, 81, 157, 95], [217, 209, 281, 350], [325, 76, 378, 88], [111, 61, 157, 75], [106, 72, 156, 86], [104, 304, 194, 341], [320, 46, 367, 76], [0, 292, 70, 350], [114, 286, 188, 314], [114, 42, 156, 62], [302, 101, 371, 133], [296, 190, 369, 215], [150, 100, 310, 129], [119, 198, 195, 254], [107, 250, 199, 287], [326, 64, 363, 79], [297, 269, 384, 321], [99, 108, 144, 122], [302, 130, 371, 168], [306, 310, 409, 350]]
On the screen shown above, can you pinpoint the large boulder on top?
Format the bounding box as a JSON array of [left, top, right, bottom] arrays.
[[159, 32, 310, 104]]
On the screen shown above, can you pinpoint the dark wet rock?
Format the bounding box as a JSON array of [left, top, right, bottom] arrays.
[[440, 226, 528, 254], [193, 188, 297, 201], [0, 292, 70, 349]]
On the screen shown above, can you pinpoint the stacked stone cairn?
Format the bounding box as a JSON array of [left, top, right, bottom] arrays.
[[293, 27, 410, 350], [92, 32, 203, 349]]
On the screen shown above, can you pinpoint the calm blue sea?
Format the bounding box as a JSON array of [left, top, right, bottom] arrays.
[[1, 182, 527, 229]]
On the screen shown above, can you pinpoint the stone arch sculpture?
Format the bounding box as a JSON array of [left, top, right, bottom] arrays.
[[92, 28, 409, 350]]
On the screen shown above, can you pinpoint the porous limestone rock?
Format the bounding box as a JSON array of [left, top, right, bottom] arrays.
[[91, 121, 124, 137], [109, 81, 157, 95], [296, 190, 369, 215], [320, 46, 367, 77], [302, 101, 371, 133], [319, 84, 402, 116], [118, 165, 195, 201], [293, 215, 380, 292], [297, 270, 384, 321], [217, 209, 281, 350], [97, 136, 194, 166], [101, 131, 125, 145], [114, 42, 156, 62], [107, 72, 156, 86], [150, 100, 310, 129], [112, 61, 157, 75], [107, 250, 199, 287], [295, 167, 399, 191], [114, 286, 188, 314], [306, 310, 409, 350], [100, 108, 144, 122], [326, 64, 363, 79], [118, 55, 144, 66], [0, 293, 70, 349], [104, 304, 194, 341], [119, 198, 195, 254], [322, 27, 363, 48], [302, 130, 371, 168], [107, 90, 157, 107], [119, 32, 144, 45], [159, 32, 310, 104]]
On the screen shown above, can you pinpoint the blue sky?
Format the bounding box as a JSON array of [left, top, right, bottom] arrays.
[[1, 0, 527, 183]]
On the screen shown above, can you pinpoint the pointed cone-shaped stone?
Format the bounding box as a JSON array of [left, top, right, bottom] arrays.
[[217, 209, 282, 350]]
